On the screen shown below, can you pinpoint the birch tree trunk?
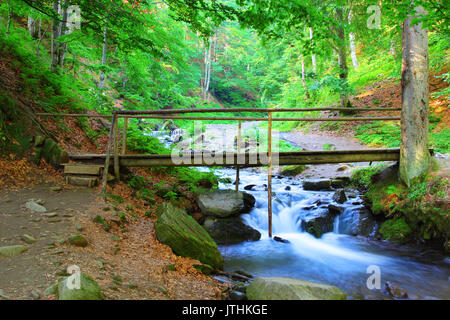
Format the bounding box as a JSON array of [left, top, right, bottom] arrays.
[[99, 27, 108, 89], [50, 1, 59, 72], [399, 5, 430, 186], [348, 10, 358, 70], [301, 55, 310, 99], [309, 27, 317, 73]]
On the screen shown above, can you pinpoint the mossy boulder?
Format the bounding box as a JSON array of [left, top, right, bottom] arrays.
[[40, 138, 69, 167], [58, 273, 104, 300], [379, 218, 412, 242], [197, 190, 255, 218], [0, 245, 28, 257], [154, 203, 224, 270], [246, 277, 346, 300], [301, 209, 334, 238], [302, 179, 331, 191], [280, 165, 306, 177], [203, 217, 261, 244]]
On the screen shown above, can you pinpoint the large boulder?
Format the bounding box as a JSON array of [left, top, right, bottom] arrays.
[[301, 209, 334, 238], [154, 203, 224, 270], [246, 277, 346, 300], [203, 217, 261, 245], [302, 179, 331, 191], [39, 138, 69, 167], [197, 190, 255, 218], [58, 273, 104, 300]]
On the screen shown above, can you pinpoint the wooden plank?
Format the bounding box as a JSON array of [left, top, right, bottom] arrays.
[[122, 117, 128, 155], [67, 176, 98, 187], [64, 164, 103, 175], [70, 149, 434, 167], [113, 116, 120, 180], [267, 112, 273, 238]]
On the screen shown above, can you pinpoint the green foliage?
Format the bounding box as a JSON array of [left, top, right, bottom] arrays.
[[379, 218, 413, 242]]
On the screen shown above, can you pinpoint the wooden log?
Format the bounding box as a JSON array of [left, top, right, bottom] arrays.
[[113, 116, 120, 180], [122, 117, 128, 155], [235, 120, 242, 192], [268, 111, 273, 238], [64, 164, 103, 175], [100, 114, 116, 199]]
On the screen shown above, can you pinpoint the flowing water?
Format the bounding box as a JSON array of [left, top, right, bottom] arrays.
[[211, 168, 450, 300]]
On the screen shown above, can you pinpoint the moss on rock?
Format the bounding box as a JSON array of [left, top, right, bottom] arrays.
[[379, 218, 412, 242]]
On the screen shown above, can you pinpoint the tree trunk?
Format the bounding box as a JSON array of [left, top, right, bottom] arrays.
[[309, 27, 317, 73], [301, 55, 310, 99], [335, 8, 350, 107], [399, 5, 430, 186], [6, 0, 12, 38], [203, 36, 213, 100], [50, 1, 59, 72], [348, 11, 358, 70], [99, 27, 108, 89]]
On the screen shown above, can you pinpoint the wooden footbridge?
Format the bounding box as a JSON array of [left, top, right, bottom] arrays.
[[37, 107, 433, 237]]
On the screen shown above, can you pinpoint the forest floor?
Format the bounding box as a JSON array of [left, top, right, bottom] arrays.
[[0, 160, 227, 300]]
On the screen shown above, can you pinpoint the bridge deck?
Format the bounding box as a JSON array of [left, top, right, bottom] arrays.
[[69, 148, 433, 167]]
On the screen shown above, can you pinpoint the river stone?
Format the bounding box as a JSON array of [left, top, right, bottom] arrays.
[[280, 165, 306, 177], [154, 203, 224, 270], [301, 209, 334, 238], [302, 179, 331, 191], [0, 245, 28, 257], [21, 234, 37, 244], [203, 217, 261, 245], [246, 277, 346, 300], [68, 235, 88, 247], [197, 190, 256, 218], [25, 200, 47, 213], [333, 189, 347, 204], [58, 273, 104, 300]]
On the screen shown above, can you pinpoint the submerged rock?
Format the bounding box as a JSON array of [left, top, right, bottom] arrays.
[[197, 190, 256, 218], [58, 273, 104, 300], [385, 281, 408, 299], [246, 277, 346, 300], [302, 179, 331, 191], [154, 203, 224, 270], [273, 236, 290, 243], [203, 217, 261, 245]]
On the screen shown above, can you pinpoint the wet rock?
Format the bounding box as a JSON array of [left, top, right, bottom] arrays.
[[280, 165, 306, 177], [331, 179, 348, 189], [154, 203, 224, 270], [246, 277, 346, 300], [25, 200, 47, 213], [302, 179, 331, 191], [285, 186, 291, 191], [328, 205, 345, 215], [204, 217, 261, 245], [0, 245, 28, 257], [58, 273, 104, 300], [244, 184, 256, 191], [229, 290, 247, 300], [197, 190, 256, 218], [68, 235, 88, 247], [338, 208, 377, 237], [385, 281, 408, 299], [301, 209, 334, 238], [273, 236, 290, 243], [333, 189, 347, 204]]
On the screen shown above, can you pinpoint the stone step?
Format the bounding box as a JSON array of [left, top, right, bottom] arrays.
[[64, 164, 103, 176], [65, 176, 98, 187]]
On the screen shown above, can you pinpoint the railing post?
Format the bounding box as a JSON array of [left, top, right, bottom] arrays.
[[101, 113, 116, 199], [113, 115, 120, 181], [235, 120, 242, 192], [267, 111, 273, 238], [122, 117, 128, 155]]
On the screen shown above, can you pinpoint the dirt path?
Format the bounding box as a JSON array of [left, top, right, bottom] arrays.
[[0, 183, 226, 300]]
